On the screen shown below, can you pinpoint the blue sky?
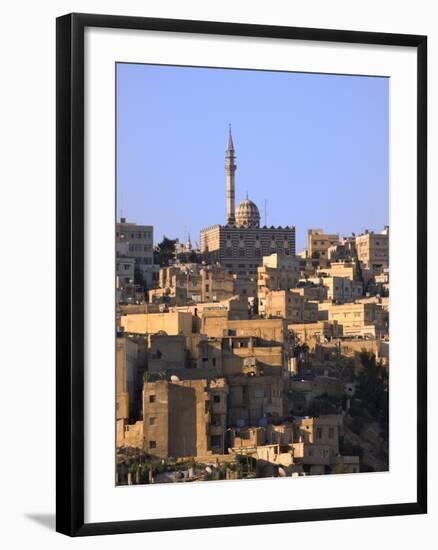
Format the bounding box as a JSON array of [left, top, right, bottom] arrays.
[[116, 63, 389, 251]]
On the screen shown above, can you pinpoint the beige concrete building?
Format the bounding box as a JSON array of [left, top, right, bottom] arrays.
[[142, 378, 229, 458], [120, 310, 193, 336], [147, 333, 186, 374], [158, 264, 235, 303], [227, 375, 285, 426], [318, 301, 379, 337], [307, 275, 363, 302], [292, 282, 328, 302], [327, 236, 356, 262], [117, 420, 144, 449], [263, 290, 319, 323], [295, 414, 342, 450], [174, 295, 248, 321], [148, 285, 188, 307], [116, 336, 139, 422], [288, 321, 343, 350], [319, 261, 358, 281], [230, 424, 294, 449], [257, 253, 300, 315], [290, 415, 359, 474], [116, 218, 159, 287], [355, 227, 389, 272], [202, 316, 290, 347], [116, 249, 135, 288], [307, 229, 339, 266], [209, 335, 286, 377]]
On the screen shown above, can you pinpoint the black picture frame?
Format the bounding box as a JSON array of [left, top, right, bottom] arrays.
[[56, 12, 427, 537]]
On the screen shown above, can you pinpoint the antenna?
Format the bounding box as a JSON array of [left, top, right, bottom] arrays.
[[264, 199, 268, 226]]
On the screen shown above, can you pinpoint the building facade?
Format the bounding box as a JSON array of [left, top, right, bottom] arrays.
[[116, 218, 158, 287], [307, 229, 339, 266], [355, 227, 389, 272], [200, 129, 296, 276]]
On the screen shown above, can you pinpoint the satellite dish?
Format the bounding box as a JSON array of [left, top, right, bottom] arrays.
[[205, 466, 212, 474], [170, 375, 180, 382], [278, 467, 287, 477]]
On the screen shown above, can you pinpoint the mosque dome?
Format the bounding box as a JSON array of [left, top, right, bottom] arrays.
[[235, 197, 260, 228]]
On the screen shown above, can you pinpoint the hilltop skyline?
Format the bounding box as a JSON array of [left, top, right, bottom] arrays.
[[116, 63, 389, 251]]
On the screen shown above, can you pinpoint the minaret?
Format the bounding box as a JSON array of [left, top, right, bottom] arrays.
[[225, 125, 236, 225]]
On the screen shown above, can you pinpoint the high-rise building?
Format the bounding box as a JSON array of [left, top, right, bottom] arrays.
[[116, 218, 158, 287]]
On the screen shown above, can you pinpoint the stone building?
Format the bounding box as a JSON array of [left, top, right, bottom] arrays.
[[317, 301, 382, 337], [207, 334, 286, 378], [355, 227, 389, 272], [263, 289, 318, 323], [201, 316, 291, 349], [156, 263, 235, 304], [116, 336, 139, 422], [319, 261, 358, 281], [120, 310, 193, 336], [307, 275, 363, 302], [327, 235, 357, 262], [307, 229, 339, 266], [227, 375, 285, 426], [200, 129, 296, 277], [292, 281, 328, 302], [142, 378, 229, 458], [257, 253, 300, 315], [291, 415, 359, 475], [288, 321, 343, 350], [116, 218, 159, 287]]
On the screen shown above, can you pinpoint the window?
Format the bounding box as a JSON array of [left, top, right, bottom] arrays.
[[149, 417, 157, 426], [149, 394, 156, 403], [213, 395, 221, 403], [316, 427, 322, 440], [329, 427, 335, 439], [149, 441, 157, 449]]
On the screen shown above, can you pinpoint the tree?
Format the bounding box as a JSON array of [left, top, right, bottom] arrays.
[[154, 236, 176, 266], [355, 351, 389, 434]]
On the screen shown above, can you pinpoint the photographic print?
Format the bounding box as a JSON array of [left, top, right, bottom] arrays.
[[115, 63, 389, 486]]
